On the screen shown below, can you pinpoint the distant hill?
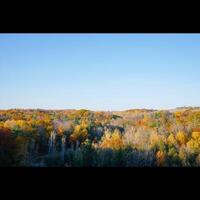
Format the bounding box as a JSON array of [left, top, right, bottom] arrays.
[[125, 109, 157, 113], [175, 106, 200, 110]]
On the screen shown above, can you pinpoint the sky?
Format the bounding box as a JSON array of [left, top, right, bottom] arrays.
[[0, 34, 200, 111]]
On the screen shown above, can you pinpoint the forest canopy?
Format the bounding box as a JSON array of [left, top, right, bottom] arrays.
[[0, 108, 200, 167]]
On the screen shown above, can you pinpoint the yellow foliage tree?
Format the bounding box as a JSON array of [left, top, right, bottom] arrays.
[[100, 129, 124, 150], [167, 133, 176, 146], [175, 111, 181, 118], [186, 131, 200, 153], [176, 131, 187, 146], [191, 131, 200, 140], [4, 119, 32, 133], [70, 124, 88, 144], [4, 120, 17, 130]]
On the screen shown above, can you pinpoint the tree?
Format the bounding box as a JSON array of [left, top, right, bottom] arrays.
[[167, 146, 181, 166], [156, 150, 165, 167], [191, 131, 200, 140], [150, 132, 161, 148], [100, 129, 124, 150], [176, 131, 187, 146], [178, 146, 188, 166], [186, 131, 200, 153], [0, 127, 20, 166], [167, 133, 176, 146], [70, 122, 88, 148]]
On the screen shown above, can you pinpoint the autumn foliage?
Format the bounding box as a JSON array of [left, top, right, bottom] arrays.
[[0, 107, 200, 166]]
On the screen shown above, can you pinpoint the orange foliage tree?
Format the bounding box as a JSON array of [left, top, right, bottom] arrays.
[[156, 150, 166, 166]]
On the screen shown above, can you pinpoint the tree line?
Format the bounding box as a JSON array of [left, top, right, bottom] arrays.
[[0, 108, 200, 167]]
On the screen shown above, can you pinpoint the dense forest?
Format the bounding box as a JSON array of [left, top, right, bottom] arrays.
[[1, 107, 200, 167]]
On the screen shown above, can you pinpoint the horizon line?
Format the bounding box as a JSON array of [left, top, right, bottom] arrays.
[[0, 106, 200, 112]]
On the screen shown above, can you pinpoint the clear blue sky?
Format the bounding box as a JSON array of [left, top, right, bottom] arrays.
[[0, 34, 200, 111]]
